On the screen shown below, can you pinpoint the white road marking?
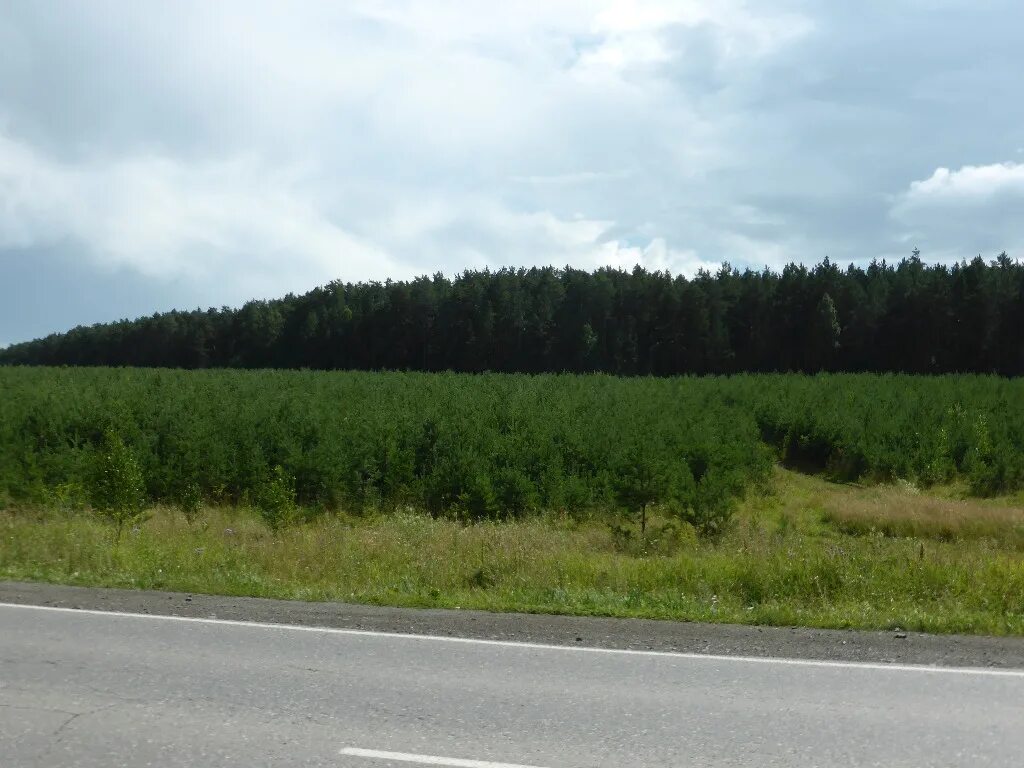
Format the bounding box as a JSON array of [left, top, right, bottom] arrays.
[[2, 601, 1023, 678], [340, 747, 548, 767]]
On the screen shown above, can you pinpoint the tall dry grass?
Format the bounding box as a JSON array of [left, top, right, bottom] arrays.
[[820, 489, 1024, 548]]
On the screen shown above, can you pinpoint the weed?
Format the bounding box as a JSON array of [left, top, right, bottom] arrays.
[[178, 482, 203, 525]]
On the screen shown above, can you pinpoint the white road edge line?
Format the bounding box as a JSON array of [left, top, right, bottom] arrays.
[[340, 747, 548, 768], [2, 601, 1023, 678]]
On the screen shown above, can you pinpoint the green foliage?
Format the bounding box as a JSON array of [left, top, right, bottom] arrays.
[[255, 465, 298, 531], [89, 429, 147, 540], [612, 445, 680, 536], [685, 470, 740, 538], [2, 368, 1024, 542], [752, 374, 1024, 494]]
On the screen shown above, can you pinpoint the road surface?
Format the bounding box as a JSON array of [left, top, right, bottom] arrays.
[[2, 601, 1023, 767]]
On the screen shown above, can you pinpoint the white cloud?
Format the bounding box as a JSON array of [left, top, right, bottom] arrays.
[[899, 162, 1024, 202], [509, 170, 634, 185], [597, 236, 721, 275], [359, 195, 712, 277], [0, 132, 401, 298], [0, 129, 714, 309], [717, 232, 798, 270], [572, 0, 812, 83], [0, 1, 817, 298], [890, 161, 1024, 258]]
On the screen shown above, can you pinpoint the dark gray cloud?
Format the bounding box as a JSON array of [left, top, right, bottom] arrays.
[[2, 0, 1023, 345]]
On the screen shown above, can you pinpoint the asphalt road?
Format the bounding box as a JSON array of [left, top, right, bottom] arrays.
[[2, 602, 1023, 767], [5, 580, 1024, 668]]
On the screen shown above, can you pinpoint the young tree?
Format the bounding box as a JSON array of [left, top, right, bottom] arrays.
[[612, 445, 685, 537], [90, 430, 147, 542], [808, 292, 841, 371], [177, 481, 203, 525]]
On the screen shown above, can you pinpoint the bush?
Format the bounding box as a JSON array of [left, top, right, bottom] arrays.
[[255, 465, 298, 531]]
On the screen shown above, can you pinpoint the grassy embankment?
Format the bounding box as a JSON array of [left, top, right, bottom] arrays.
[[4, 468, 1023, 636]]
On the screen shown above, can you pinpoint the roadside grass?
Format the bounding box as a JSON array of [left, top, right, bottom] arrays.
[[2, 468, 1023, 635], [820, 489, 1024, 549]]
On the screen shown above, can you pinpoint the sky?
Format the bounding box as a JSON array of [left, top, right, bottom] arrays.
[[2, 1, 1024, 347]]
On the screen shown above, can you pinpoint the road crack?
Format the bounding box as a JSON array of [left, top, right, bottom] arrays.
[[30, 701, 120, 767]]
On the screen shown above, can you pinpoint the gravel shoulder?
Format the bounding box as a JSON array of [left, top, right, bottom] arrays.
[[3, 579, 1024, 669]]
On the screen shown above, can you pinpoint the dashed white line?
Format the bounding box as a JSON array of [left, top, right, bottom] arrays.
[[2, 601, 1023, 678], [339, 747, 549, 768]]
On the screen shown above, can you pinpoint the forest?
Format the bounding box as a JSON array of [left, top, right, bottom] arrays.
[[2, 253, 1023, 375]]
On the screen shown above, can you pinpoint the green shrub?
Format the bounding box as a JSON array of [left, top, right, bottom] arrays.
[[255, 465, 298, 531]]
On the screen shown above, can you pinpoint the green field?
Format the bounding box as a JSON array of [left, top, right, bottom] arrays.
[[2, 367, 1023, 634]]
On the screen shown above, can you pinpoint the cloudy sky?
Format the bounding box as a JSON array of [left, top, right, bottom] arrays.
[[2, 1, 1023, 346]]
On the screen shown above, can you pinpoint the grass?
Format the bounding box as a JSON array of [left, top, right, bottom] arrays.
[[820, 487, 1024, 549], [2, 468, 1023, 636]]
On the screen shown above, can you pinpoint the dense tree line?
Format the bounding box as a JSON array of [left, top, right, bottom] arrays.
[[3, 253, 1023, 374]]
